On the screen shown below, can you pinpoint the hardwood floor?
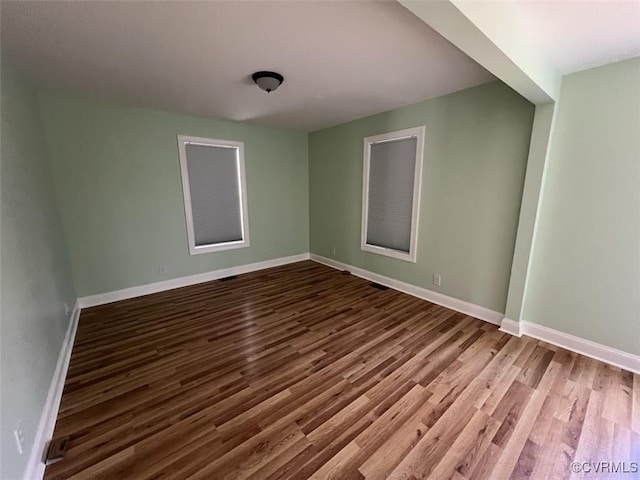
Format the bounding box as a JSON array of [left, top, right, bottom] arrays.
[[45, 261, 639, 480]]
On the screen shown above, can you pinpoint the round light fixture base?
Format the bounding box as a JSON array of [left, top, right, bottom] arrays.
[[252, 71, 284, 93]]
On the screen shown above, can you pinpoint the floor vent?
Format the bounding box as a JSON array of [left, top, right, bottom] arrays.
[[219, 275, 238, 282], [370, 282, 389, 290], [44, 436, 69, 465]]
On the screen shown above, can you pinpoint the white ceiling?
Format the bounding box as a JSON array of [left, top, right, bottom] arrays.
[[509, 0, 640, 75], [4, 1, 638, 131], [0, 1, 494, 132]]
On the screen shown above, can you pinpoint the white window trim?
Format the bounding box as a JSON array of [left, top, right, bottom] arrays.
[[361, 126, 425, 263], [177, 134, 250, 255]]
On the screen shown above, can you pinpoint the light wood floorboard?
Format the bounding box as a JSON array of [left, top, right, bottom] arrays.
[[44, 261, 640, 479]]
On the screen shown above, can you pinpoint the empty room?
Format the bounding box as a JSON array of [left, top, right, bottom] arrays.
[[1, 1, 639, 479]]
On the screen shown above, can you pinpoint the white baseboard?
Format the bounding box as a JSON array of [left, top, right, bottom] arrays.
[[23, 300, 81, 480], [23, 253, 310, 478], [19, 253, 639, 480], [309, 254, 503, 325], [520, 320, 640, 375], [311, 255, 639, 374], [499, 317, 522, 337], [500, 317, 639, 374], [78, 253, 310, 308]]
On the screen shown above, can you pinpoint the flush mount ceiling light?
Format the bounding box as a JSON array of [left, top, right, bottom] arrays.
[[252, 71, 284, 93]]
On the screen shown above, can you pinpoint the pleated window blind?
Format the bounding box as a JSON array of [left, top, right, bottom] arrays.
[[362, 127, 424, 262], [177, 136, 250, 255]]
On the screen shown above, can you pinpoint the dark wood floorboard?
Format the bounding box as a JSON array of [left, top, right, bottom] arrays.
[[44, 261, 640, 479]]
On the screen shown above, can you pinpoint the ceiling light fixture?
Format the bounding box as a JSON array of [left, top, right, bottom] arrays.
[[252, 71, 284, 93]]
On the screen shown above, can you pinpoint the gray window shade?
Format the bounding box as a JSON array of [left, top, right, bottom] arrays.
[[366, 137, 417, 253], [185, 144, 243, 246]]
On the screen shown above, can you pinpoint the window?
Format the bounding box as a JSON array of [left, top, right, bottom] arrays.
[[177, 135, 250, 255], [361, 126, 425, 262]]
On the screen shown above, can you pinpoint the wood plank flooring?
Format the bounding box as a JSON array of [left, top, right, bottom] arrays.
[[45, 261, 639, 479]]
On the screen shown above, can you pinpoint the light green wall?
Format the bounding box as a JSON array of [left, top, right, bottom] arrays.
[[504, 103, 556, 321], [309, 81, 535, 313], [523, 58, 640, 355], [1, 63, 76, 480], [38, 93, 309, 297]]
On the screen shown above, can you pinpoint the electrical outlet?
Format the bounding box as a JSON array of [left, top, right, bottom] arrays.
[[63, 303, 71, 316], [14, 421, 25, 455], [332, 247, 336, 256], [159, 266, 167, 276], [432, 274, 442, 287]]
